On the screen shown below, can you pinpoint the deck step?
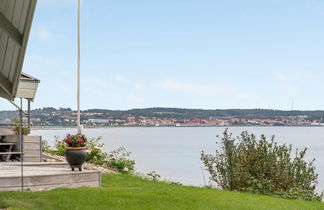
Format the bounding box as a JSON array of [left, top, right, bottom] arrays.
[[3, 162, 69, 168], [0, 143, 15, 146], [0, 165, 101, 191], [0, 152, 23, 155]]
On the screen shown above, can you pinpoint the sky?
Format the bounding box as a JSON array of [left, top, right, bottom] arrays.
[[2, 0, 324, 110]]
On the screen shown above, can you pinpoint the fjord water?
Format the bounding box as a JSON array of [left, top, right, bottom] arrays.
[[31, 127, 324, 191]]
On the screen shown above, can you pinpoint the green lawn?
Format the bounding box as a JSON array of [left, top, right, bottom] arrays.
[[0, 174, 324, 210]]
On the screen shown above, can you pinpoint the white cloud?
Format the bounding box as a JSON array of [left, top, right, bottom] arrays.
[[114, 73, 129, 83], [23, 54, 56, 75], [81, 77, 109, 97], [29, 54, 53, 63], [40, 0, 76, 7], [114, 73, 146, 91], [274, 72, 298, 97], [276, 72, 289, 81], [155, 79, 258, 101], [126, 94, 149, 107], [33, 27, 53, 40], [134, 83, 146, 91], [82, 77, 108, 88]]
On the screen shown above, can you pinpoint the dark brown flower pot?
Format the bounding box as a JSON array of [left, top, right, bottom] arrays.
[[65, 147, 87, 171]]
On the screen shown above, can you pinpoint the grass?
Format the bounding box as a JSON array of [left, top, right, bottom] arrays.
[[0, 174, 324, 210]]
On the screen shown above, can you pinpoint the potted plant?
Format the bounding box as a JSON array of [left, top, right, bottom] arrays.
[[63, 134, 87, 171]]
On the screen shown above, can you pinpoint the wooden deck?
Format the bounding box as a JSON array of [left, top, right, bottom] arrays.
[[1, 135, 42, 162], [0, 162, 101, 191]]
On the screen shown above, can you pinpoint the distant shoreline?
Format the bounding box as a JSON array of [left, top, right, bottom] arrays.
[[31, 125, 324, 130]]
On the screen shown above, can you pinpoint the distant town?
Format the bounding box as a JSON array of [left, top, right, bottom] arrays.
[[0, 107, 324, 127]]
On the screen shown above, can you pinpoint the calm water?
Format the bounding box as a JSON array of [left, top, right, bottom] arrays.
[[31, 127, 324, 191]]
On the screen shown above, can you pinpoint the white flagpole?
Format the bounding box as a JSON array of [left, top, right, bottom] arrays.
[[77, 0, 82, 134]]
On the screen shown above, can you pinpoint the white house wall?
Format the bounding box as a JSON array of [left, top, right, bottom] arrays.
[[0, 0, 37, 100]]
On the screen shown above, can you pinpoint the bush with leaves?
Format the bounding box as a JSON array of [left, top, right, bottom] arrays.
[[106, 147, 135, 173], [146, 171, 161, 181], [85, 137, 108, 165], [42, 137, 65, 156], [54, 140, 67, 156], [201, 129, 323, 201], [42, 140, 51, 152], [12, 118, 29, 135], [42, 137, 135, 174]]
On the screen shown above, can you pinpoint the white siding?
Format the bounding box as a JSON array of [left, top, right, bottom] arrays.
[[0, 0, 36, 100]]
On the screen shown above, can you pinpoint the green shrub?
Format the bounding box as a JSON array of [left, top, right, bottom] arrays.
[[41, 139, 51, 152], [41, 137, 65, 156], [42, 136, 135, 174], [201, 129, 323, 201], [53, 136, 66, 156], [12, 118, 29, 135], [146, 171, 161, 181], [106, 147, 135, 174], [85, 137, 108, 165]]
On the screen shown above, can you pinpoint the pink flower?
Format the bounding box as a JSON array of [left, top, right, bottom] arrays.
[[63, 134, 87, 147]]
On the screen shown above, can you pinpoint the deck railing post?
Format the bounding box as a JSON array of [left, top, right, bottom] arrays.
[[20, 98, 24, 191], [28, 99, 31, 134]]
